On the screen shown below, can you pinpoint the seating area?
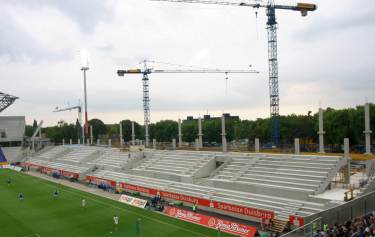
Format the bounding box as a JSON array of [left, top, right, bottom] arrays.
[[25, 145, 348, 223], [27, 158, 90, 175], [211, 154, 345, 195], [34, 145, 69, 160], [1, 146, 23, 162], [133, 150, 214, 178], [88, 149, 131, 169], [56, 146, 101, 163], [91, 169, 327, 220]]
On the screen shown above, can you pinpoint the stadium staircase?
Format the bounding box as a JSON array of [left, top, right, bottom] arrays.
[[315, 156, 347, 194], [270, 219, 289, 234], [358, 175, 375, 196]]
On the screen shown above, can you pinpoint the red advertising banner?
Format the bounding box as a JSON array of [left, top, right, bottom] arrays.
[[211, 200, 275, 220], [289, 215, 305, 227], [160, 190, 211, 206], [62, 170, 79, 179], [25, 162, 80, 179], [116, 181, 274, 220], [164, 206, 257, 237], [86, 175, 116, 187], [120, 183, 158, 195]]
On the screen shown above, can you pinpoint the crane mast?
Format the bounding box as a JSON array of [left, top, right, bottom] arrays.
[[117, 62, 259, 147], [151, 0, 317, 145], [266, 0, 280, 145]]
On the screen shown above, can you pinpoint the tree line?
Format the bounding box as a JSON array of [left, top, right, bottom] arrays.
[[26, 104, 375, 145]]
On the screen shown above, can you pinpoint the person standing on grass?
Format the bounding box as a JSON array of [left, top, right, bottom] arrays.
[[81, 199, 86, 208], [7, 177, 11, 185], [53, 190, 59, 199], [18, 192, 24, 201], [113, 215, 119, 231]]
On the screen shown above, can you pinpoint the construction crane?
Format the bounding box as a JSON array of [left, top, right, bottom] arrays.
[[53, 104, 84, 143], [151, 0, 317, 145], [117, 60, 259, 147]]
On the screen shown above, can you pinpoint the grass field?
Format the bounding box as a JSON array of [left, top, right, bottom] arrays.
[[0, 169, 234, 237]]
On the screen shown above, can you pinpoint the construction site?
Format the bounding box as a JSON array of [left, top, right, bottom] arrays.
[[1, 1, 374, 237]]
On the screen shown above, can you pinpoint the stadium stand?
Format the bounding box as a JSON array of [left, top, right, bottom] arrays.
[[90, 169, 327, 221], [317, 212, 375, 237], [56, 146, 102, 163], [210, 154, 346, 198], [27, 158, 90, 175], [132, 150, 216, 182], [0, 146, 7, 164], [87, 148, 132, 169], [34, 145, 71, 160], [1, 147, 23, 162], [23, 145, 353, 227]]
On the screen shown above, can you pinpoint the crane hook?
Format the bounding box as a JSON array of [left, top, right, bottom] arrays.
[[225, 72, 229, 96]]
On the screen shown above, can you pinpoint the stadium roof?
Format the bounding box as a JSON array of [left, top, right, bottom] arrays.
[[0, 91, 18, 113]]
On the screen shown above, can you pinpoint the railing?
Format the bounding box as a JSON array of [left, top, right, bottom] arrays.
[[282, 191, 375, 237], [280, 218, 322, 237]]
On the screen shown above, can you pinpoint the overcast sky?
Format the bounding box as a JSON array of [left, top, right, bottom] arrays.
[[1, 0, 374, 126]]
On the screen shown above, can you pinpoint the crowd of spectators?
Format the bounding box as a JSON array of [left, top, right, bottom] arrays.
[[315, 211, 375, 237]]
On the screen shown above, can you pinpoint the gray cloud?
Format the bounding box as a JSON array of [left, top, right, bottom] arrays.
[[5, 0, 113, 33], [295, 6, 375, 40], [0, 0, 113, 62], [0, 13, 72, 62], [1, 0, 374, 126]]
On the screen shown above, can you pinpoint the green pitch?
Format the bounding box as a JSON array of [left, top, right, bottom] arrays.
[[0, 169, 234, 237]]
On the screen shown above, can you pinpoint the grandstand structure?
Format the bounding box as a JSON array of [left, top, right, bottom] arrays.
[[0, 91, 18, 113], [24, 145, 358, 228], [0, 116, 26, 162]]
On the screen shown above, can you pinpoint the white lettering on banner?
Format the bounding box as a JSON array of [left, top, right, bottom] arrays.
[[164, 206, 256, 237], [215, 220, 250, 235], [174, 209, 201, 222]]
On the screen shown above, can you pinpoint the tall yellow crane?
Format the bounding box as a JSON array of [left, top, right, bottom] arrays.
[[152, 0, 317, 145], [117, 60, 259, 146]]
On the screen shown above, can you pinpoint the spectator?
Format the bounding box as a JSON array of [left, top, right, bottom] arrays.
[[316, 213, 375, 237]]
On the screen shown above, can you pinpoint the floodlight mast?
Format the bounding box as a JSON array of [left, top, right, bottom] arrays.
[[81, 66, 89, 142], [117, 61, 259, 147]]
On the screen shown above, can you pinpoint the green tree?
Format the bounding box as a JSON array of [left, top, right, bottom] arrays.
[[120, 120, 143, 142], [149, 120, 178, 142], [88, 119, 107, 140], [32, 120, 38, 128]]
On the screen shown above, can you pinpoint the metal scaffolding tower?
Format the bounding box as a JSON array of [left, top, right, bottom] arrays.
[[266, 1, 280, 144], [0, 92, 18, 113]]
